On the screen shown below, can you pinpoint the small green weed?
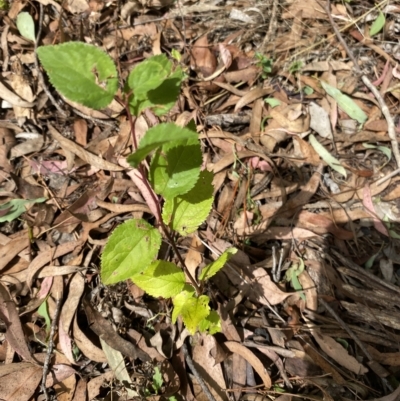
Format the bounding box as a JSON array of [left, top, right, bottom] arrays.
[[35, 38, 237, 335], [255, 52, 273, 79]]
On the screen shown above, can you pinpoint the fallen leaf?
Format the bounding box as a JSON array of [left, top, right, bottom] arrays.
[[311, 330, 368, 375], [251, 267, 291, 305], [224, 341, 271, 389]]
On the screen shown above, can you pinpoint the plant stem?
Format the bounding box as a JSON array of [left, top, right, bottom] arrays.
[[120, 98, 201, 295]]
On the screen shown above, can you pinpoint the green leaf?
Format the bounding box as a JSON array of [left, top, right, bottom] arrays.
[[150, 137, 202, 199], [264, 98, 280, 108], [320, 80, 367, 123], [363, 143, 392, 161], [0, 197, 47, 223], [198, 248, 237, 281], [162, 170, 214, 235], [101, 219, 161, 285], [37, 42, 118, 109], [16, 12, 35, 42], [172, 292, 210, 335], [171, 287, 194, 324], [309, 134, 347, 178], [285, 259, 305, 300], [126, 54, 184, 116], [127, 122, 198, 168], [37, 299, 51, 336], [303, 86, 314, 95], [370, 11, 385, 36], [198, 310, 221, 334], [152, 367, 163, 393], [131, 260, 185, 298], [100, 338, 138, 398]]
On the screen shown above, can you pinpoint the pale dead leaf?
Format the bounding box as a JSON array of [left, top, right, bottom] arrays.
[[298, 270, 318, 311], [10, 135, 44, 159], [0, 365, 42, 401], [60, 273, 85, 334], [48, 124, 123, 172], [0, 127, 16, 180], [292, 136, 320, 166], [58, 322, 75, 365], [224, 341, 271, 389], [191, 35, 217, 78], [0, 79, 34, 107], [87, 371, 114, 400], [71, 379, 87, 401], [0, 236, 29, 272], [249, 226, 320, 241], [234, 87, 274, 112], [8, 73, 35, 119], [185, 236, 204, 283], [251, 267, 291, 305], [309, 102, 333, 139], [311, 330, 368, 374], [27, 241, 82, 286], [127, 329, 164, 362], [219, 43, 232, 69], [73, 315, 107, 363], [0, 283, 34, 362], [192, 334, 228, 401], [65, 0, 89, 13]]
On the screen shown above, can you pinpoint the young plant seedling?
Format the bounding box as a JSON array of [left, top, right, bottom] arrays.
[[37, 41, 237, 334]]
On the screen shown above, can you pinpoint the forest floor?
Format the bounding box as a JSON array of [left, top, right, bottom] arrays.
[[1, 0, 400, 400]]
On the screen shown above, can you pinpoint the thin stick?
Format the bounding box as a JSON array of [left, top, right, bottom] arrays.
[[41, 295, 62, 401], [182, 342, 217, 401], [325, 0, 400, 169]]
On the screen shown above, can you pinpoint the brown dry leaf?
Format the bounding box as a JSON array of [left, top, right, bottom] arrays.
[[366, 345, 400, 367], [185, 236, 204, 282], [0, 79, 34, 108], [127, 329, 164, 362], [48, 124, 123, 171], [234, 87, 274, 112], [60, 272, 85, 335], [0, 364, 42, 401], [73, 315, 107, 363], [8, 72, 35, 119], [71, 379, 87, 401], [10, 134, 44, 159], [298, 270, 318, 311], [292, 136, 320, 166], [0, 236, 29, 272], [311, 330, 368, 374], [224, 341, 271, 389], [301, 339, 346, 385], [250, 267, 291, 305], [268, 103, 310, 133], [355, 176, 391, 200], [0, 283, 34, 362], [0, 127, 16, 179], [83, 298, 150, 361], [250, 226, 320, 241], [65, 0, 88, 13], [280, 164, 323, 218], [192, 334, 228, 401], [285, 210, 354, 239], [27, 241, 82, 286], [87, 371, 114, 400], [191, 35, 217, 78]]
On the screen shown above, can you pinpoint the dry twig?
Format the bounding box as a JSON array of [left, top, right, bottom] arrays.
[[41, 295, 62, 401]]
